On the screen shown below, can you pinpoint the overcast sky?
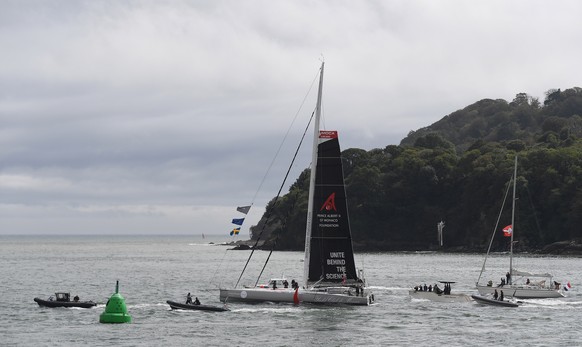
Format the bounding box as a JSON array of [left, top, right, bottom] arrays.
[[1, 0, 582, 235]]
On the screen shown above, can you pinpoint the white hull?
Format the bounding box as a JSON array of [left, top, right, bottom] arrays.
[[476, 285, 563, 299], [409, 290, 472, 303], [220, 287, 372, 306]]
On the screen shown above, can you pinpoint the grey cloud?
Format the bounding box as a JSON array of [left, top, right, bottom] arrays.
[[2, 0, 582, 234]]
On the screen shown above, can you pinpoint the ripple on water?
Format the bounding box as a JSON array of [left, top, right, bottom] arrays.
[[2, 235, 582, 346]]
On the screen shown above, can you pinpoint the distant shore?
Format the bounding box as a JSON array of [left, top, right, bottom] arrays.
[[219, 239, 582, 256]]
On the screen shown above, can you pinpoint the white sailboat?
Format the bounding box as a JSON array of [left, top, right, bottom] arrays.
[[219, 62, 374, 306], [475, 155, 563, 299]]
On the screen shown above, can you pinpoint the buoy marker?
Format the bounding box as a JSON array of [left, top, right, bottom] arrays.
[[99, 280, 132, 324]]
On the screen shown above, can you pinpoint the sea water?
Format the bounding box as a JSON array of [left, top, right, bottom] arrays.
[[1, 234, 580, 346]]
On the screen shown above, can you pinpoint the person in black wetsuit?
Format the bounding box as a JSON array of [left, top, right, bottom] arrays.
[[186, 293, 192, 304], [194, 297, 200, 305]]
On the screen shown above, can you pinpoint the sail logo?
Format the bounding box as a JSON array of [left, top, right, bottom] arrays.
[[319, 130, 338, 139], [320, 192, 337, 212]]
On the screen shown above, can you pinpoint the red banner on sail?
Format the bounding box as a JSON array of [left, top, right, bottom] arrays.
[[319, 130, 338, 139]]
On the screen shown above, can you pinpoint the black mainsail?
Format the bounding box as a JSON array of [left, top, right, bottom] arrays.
[[305, 130, 358, 287]]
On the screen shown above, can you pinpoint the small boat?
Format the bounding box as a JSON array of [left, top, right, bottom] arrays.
[[471, 294, 519, 308], [166, 300, 229, 312], [34, 292, 96, 308], [409, 281, 472, 303]]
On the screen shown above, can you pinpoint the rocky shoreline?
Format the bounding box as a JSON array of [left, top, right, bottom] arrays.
[[220, 239, 264, 250], [536, 240, 582, 255], [218, 239, 582, 256]]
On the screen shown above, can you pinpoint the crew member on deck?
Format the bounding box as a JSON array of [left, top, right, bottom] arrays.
[[186, 293, 192, 304], [194, 297, 200, 305], [493, 289, 498, 300], [499, 290, 504, 301]]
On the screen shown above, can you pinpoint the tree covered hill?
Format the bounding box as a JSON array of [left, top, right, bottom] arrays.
[[401, 87, 582, 152], [250, 87, 582, 252]]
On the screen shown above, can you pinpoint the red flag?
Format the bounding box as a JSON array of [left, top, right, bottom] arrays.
[[293, 287, 299, 305], [502, 225, 513, 237]]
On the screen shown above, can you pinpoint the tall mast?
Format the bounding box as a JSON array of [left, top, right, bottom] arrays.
[[509, 155, 517, 284], [303, 62, 324, 287]]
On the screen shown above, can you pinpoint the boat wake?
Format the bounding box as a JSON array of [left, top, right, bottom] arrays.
[[129, 303, 168, 309], [229, 306, 304, 313], [367, 285, 400, 291], [68, 306, 98, 310], [517, 298, 582, 309]]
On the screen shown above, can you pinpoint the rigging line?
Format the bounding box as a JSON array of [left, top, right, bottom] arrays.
[[254, 188, 299, 287], [249, 69, 321, 206], [477, 172, 513, 285], [217, 68, 320, 290], [210, 247, 231, 288], [234, 111, 315, 288], [255, 230, 280, 287]]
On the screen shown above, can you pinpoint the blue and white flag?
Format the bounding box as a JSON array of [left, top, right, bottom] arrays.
[[232, 218, 245, 226]]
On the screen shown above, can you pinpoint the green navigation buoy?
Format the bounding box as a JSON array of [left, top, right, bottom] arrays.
[[99, 280, 132, 324]]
